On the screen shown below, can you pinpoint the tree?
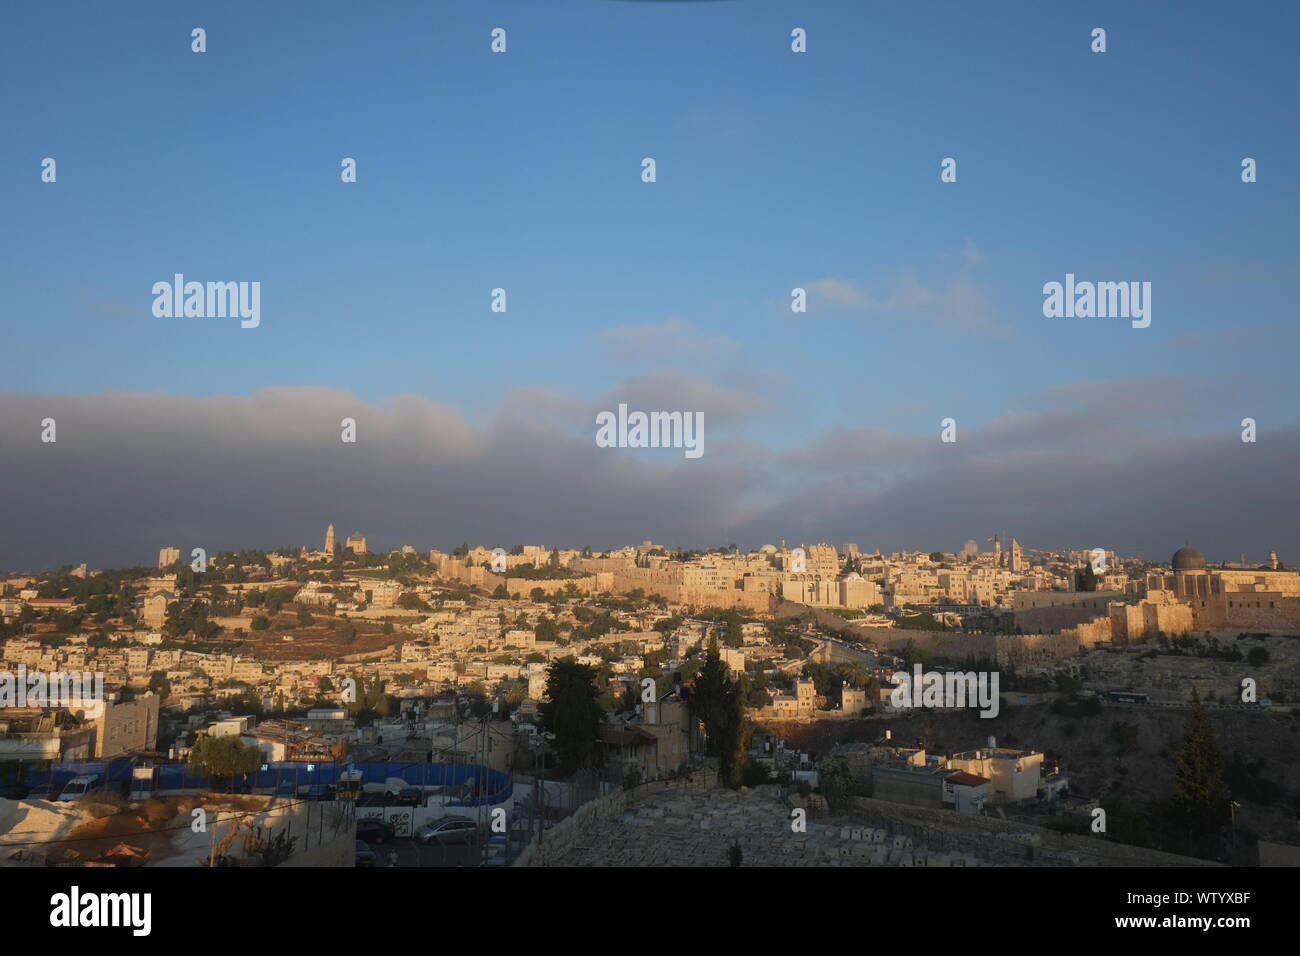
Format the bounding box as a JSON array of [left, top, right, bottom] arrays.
[[188, 735, 263, 788], [250, 615, 270, 631], [690, 637, 750, 788], [901, 637, 933, 671], [538, 660, 603, 776], [1171, 689, 1230, 856], [820, 755, 854, 811], [296, 608, 314, 627], [505, 680, 529, 711]]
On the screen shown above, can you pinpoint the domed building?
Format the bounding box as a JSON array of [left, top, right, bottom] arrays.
[[1140, 543, 1300, 634], [1171, 546, 1207, 572], [1165, 545, 1212, 602]]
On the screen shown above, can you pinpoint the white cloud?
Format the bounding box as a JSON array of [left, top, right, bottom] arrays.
[[597, 317, 738, 362]]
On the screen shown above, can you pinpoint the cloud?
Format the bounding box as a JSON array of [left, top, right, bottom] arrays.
[[595, 371, 770, 425], [0, 377, 1293, 571], [961, 240, 985, 267], [804, 278, 867, 309], [803, 271, 1009, 337], [1197, 256, 1300, 287], [596, 317, 737, 363]]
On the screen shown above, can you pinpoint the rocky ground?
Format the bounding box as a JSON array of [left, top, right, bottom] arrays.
[[541, 784, 1037, 867]]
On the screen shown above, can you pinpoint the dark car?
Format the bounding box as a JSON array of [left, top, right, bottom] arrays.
[[25, 784, 60, 800], [355, 840, 377, 867], [305, 784, 335, 801], [0, 783, 31, 801], [394, 787, 423, 807], [414, 816, 480, 846], [273, 781, 298, 799], [356, 818, 396, 844], [212, 779, 252, 794]]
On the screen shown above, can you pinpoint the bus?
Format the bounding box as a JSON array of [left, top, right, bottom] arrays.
[[337, 768, 364, 802], [1105, 691, 1149, 705]]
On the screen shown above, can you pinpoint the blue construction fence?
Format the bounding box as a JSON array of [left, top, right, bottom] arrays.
[[1, 760, 511, 808]]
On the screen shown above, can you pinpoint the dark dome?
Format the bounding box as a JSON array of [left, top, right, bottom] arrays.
[[1172, 546, 1207, 571]]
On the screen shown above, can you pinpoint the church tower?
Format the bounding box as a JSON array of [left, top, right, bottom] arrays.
[[325, 523, 335, 555]]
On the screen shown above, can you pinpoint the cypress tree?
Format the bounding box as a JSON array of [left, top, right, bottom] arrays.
[[1171, 688, 1230, 855]]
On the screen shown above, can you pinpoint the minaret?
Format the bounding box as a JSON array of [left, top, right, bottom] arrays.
[[325, 523, 335, 555]]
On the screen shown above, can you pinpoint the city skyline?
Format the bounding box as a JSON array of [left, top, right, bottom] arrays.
[[2, 514, 1287, 576]]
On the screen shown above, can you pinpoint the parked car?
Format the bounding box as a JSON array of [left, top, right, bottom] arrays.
[[305, 784, 335, 801], [356, 818, 396, 844], [394, 787, 423, 807], [381, 778, 411, 798], [414, 816, 480, 846], [58, 774, 103, 801], [273, 781, 298, 799], [212, 778, 252, 794], [355, 840, 377, 867], [0, 783, 31, 801], [25, 784, 59, 800]]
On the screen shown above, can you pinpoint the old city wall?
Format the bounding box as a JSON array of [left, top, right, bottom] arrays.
[[864, 630, 1083, 668]]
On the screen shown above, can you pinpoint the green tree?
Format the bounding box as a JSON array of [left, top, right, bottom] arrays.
[[250, 615, 270, 631], [819, 755, 854, 811], [538, 660, 603, 775], [296, 608, 314, 627], [188, 735, 263, 788], [690, 637, 750, 787], [1171, 689, 1230, 856]]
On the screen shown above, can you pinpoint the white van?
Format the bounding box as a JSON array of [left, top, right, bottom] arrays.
[[58, 774, 103, 801]]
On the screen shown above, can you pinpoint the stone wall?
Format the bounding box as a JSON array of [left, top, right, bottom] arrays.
[[514, 774, 715, 867], [846, 796, 1218, 867], [864, 630, 1084, 669], [512, 788, 629, 867]]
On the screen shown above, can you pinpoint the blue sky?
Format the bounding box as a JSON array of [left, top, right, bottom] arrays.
[[1, 1, 1297, 568]]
